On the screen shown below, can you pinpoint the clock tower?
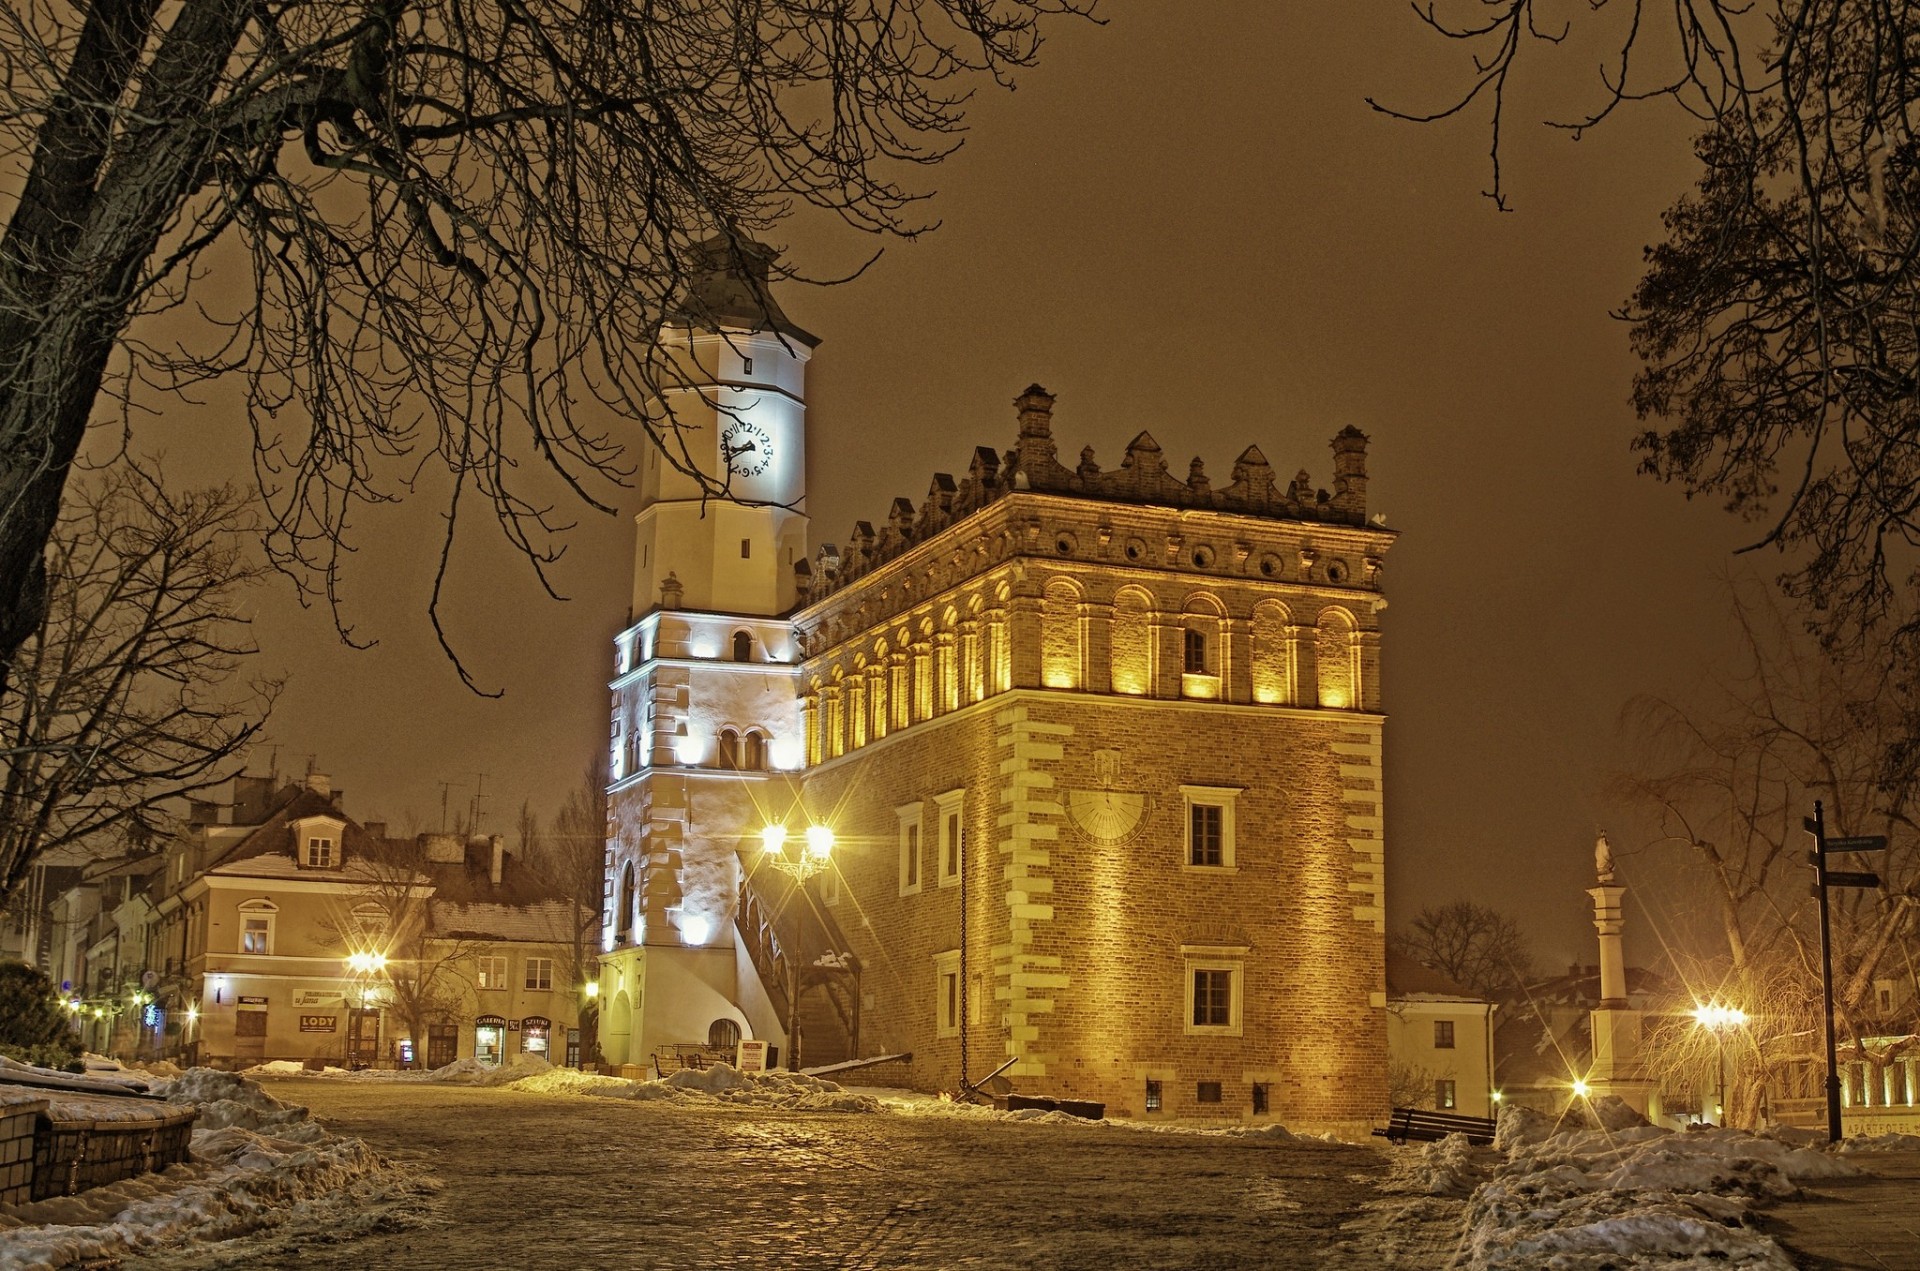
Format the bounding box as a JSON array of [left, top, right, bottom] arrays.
[[633, 237, 817, 618]]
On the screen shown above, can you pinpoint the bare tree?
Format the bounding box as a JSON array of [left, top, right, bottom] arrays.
[[1391, 900, 1535, 1001], [1615, 586, 1920, 1122], [340, 836, 477, 1066], [0, 465, 275, 903], [1381, 4, 1920, 696], [528, 760, 607, 1061], [0, 0, 1082, 696]]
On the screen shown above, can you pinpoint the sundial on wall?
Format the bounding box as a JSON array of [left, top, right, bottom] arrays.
[[1067, 749, 1152, 846]]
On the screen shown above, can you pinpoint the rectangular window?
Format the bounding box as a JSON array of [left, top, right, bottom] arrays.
[[478, 956, 508, 990], [1434, 1019, 1456, 1049], [1144, 1079, 1162, 1113], [1180, 786, 1240, 869], [934, 951, 960, 1037], [1183, 950, 1245, 1037], [304, 837, 334, 868], [1189, 804, 1223, 866], [742, 357, 753, 375], [935, 792, 964, 886], [1251, 1082, 1270, 1115], [1435, 1079, 1457, 1110], [1196, 1081, 1223, 1104], [1183, 628, 1207, 674], [1193, 969, 1232, 1027], [898, 805, 923, 896], [741, 538, 752, 559], [524, 958, 553, 991], [241, 917, 270, 955]]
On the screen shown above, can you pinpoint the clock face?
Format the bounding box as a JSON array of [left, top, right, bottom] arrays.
[[721, 420, 772, 478]]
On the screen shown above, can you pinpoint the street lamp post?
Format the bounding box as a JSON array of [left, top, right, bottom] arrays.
[[1692, 1002, 1747, 1126], [344, 951, 387, 1068], [757, 823, 834, 1070]]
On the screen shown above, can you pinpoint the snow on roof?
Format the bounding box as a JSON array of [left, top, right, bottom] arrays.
[[432, 898, 579, 944], [1384, 951, 1484, 1002]]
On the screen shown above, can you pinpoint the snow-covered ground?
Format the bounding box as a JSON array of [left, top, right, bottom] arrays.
[[0, 1067, 429, 1271], [4, 1060, 1913, 1269]]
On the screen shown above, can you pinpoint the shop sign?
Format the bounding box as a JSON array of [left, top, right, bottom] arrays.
[[736, 1039, 770, 1073], [294, 989, 343, 1007], [238, 995, 269, 1006], [299, 1015, 338, 1033]]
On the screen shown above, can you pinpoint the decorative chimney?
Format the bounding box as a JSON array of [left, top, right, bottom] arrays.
[[659, 571, 684, 610], [1330, 426, 1370, 519], [489, 835, 505, 886]]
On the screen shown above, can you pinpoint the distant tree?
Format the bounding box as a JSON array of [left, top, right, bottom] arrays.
[[529, 760, 608, 1064], [0, 962, 82, 1072], [1615, 587, 1920, 1125], [340, 837, 478, 1068], [1387, 1057, 1439, 1111], [0, 466, 276, 907], [0, 0, 1082, 697], [1383, 4, 1920, 715], [1391, 900, 1535, 1001]]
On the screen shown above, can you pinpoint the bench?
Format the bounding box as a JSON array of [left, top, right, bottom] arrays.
[[1371, 1106, 1497, 1146], [652, 1044, 732, 1079]]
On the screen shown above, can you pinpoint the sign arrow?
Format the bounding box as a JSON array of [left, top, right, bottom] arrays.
[[1825, 835, 1889, 853], [1824, 870, 1882, 889]]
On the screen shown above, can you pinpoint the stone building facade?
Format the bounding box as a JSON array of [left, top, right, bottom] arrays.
[[598, 242, 1393, 1133]]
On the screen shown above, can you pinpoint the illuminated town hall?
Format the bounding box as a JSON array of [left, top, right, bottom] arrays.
[[595, 243, 1394, 1132]]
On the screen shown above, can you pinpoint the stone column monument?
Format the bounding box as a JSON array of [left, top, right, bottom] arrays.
[[1586, 834, 1658, 1117]]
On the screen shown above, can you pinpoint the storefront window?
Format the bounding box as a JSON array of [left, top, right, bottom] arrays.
[[522, 1016, 551, 1058], [474, 1014, 507, 1066]]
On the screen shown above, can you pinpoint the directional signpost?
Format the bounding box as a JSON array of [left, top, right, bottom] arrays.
[[1804, 802, 1887, 1142]]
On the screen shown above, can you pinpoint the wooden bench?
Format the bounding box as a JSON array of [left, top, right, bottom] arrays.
[[1371, 1106, 1497, 1146], [652, 1044, 732, 1079]]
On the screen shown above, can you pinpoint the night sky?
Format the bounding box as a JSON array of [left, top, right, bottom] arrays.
[[160, 6, 1764, 968]]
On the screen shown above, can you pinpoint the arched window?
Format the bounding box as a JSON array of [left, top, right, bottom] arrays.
[[1316, 607, 1359, 709], [616, 862, 637, 945], [1041, 578, 1081, 689], [732, 631, 754, 662], [742, 730, 767, 771], [1110, 588, 1154, 696], [1251, 600, 1294, 704], [237, 899, 277, 955], [708, 1018, 743, 1050], [718, 728, 740, 769]]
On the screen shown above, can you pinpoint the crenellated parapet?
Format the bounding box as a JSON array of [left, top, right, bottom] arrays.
[[800, 385, 1374, 603]]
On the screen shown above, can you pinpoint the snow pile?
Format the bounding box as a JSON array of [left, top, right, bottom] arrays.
[[425, 1054, 554, 1086], [1839, 1130, 1920, 1153], [578, 1064, 883, 1113], [1459, 1123, 1860, 1269], [507, 1066, 633, 1096], [1381, 1133, 1486, 1198], [0, 1068, 426, 1271]]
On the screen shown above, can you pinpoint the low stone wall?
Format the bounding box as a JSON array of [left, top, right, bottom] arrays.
[[30, 1105, 198, 1201], [0, 1093, 47, 1206]]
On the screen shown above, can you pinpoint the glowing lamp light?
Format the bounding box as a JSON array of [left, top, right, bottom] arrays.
[[768, 736, 804, 770], [761, 824, 788, 856], [1691, 1002, 1747, 1031], [185, 1006, 199, 1025], [1571, 1080, 1590, 1099], [346, 951, 388, 975], [1320, 689, 1349, 710], [1490, 1091, 1503, 1104], [583, 981, 600, 999], [806, 825, 835, 861], [673, 734, 705, 766], [681, 913, 713, 945]]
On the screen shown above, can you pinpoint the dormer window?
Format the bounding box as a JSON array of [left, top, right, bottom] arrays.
[[305, 836, 335, 868]]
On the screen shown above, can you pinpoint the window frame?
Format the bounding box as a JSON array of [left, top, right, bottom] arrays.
[[1182, 946, 1246, 1037], [1179, 785, 1241, 871], [237, 900, 277, 956], [1434, 1019, 1456, 1050], [934, 949, 961, 1037], [477, 955, 509, 991], [897, 804, 923, 896], [524, 957, 553, 991], [303, 835, 336, 869], [1435, 1079, 1458, 1110], [935, 790, 964, 887]]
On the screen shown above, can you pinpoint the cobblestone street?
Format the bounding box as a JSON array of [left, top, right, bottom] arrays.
[[129, 1078, 1447, 1270]]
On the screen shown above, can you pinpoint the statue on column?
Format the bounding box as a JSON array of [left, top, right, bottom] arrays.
[[1595, 832, 1615, 884]]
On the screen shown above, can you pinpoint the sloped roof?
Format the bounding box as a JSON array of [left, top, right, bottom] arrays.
[[432, 898, 581, 944], [203, 785, 369, 875], [1385, 952, 1483, 1002]]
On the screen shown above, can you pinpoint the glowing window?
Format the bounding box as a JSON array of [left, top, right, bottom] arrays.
[[1183, 628, 1207, 674], [1144, 1079, 1162, 1113], [1435, 1080, 1457, 1110], [237, 900, 276, 955], [477, 956, 508, 990]]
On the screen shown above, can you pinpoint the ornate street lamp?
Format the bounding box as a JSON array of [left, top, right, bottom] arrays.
[[758, 823, 835, 882], [1692, 1002, 1748, 1125]]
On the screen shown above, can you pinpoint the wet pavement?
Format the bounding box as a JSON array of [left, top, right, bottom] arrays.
[[1767, 1151, 1920, 1271], [126, 1079, 1441, 1270]]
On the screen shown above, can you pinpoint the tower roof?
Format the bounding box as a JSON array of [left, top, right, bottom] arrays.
[[667, 236, 819, 347]]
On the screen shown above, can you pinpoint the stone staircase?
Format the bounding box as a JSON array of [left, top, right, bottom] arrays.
[[735, 869, 861, 1069]]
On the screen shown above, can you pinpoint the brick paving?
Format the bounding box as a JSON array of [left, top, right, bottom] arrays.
[[124, 1079, 1437, 1270], [1765, 1152, 1920, 1271]]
